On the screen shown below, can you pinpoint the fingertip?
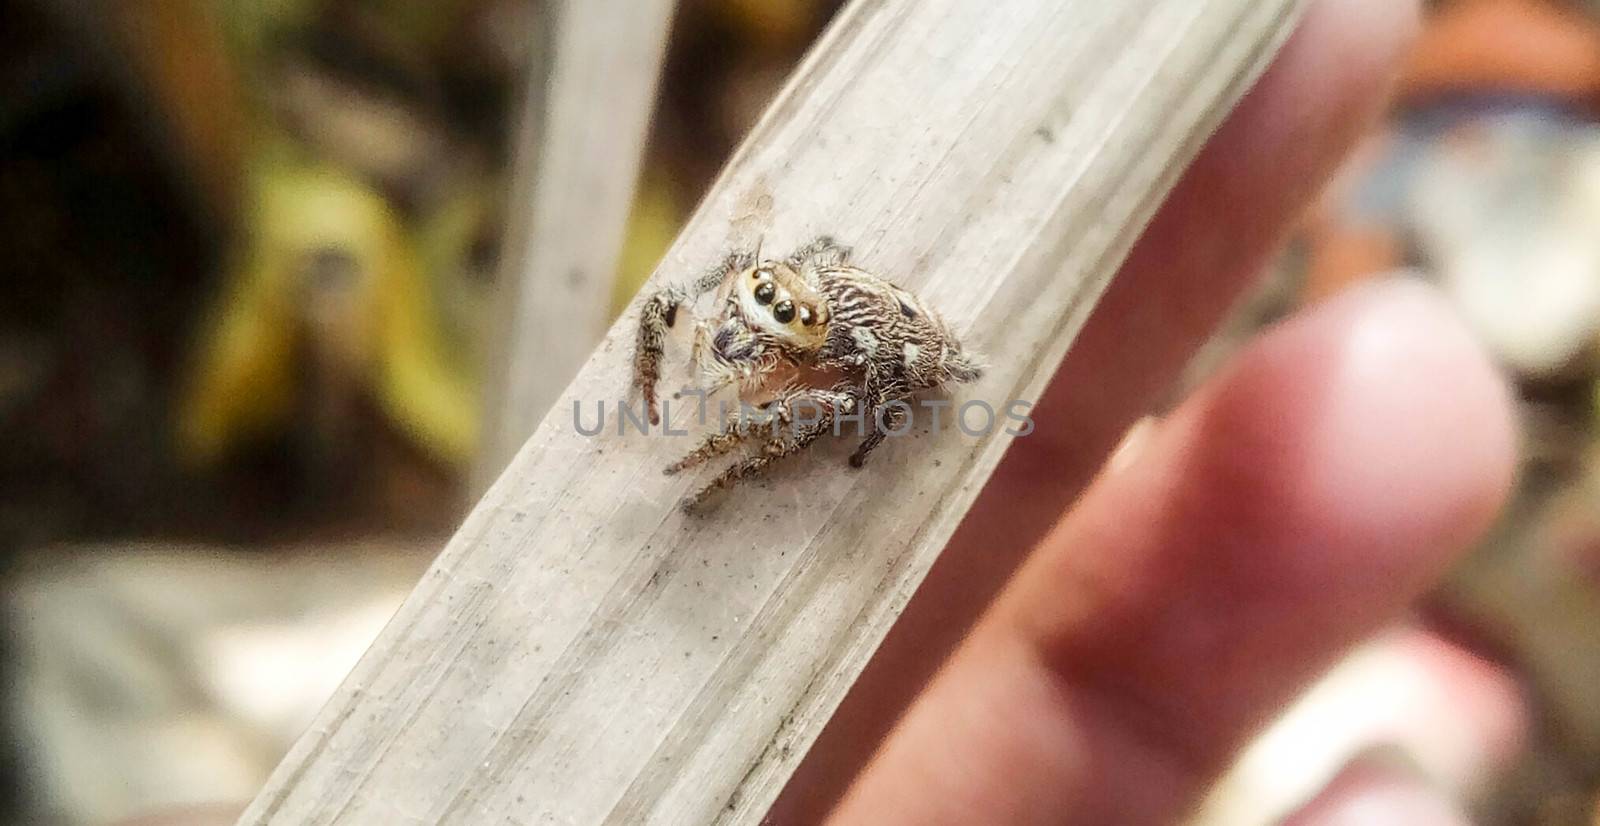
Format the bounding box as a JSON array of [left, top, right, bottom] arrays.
[[1308, 278, 1517, 556], [1189, 276, 1517, 591], [1000, 275, 1521, 788]]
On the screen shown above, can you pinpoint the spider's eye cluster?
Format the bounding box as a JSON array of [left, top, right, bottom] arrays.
[[748, 266, 819, 328], [773, 300, 795, 324]]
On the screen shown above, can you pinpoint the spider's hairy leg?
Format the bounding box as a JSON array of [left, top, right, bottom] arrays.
[[665, 382, 835, 476], [787, 235, 851, 272], [680, 416, 833, 513], [633, 285, 686, 426], [942, 348, 986, 384], [678, 383, 859, 512], [848, 402, 909, 468], [663, 415, 777, 476], [631, 249, 754, 425], [848, 376, 912, 468]]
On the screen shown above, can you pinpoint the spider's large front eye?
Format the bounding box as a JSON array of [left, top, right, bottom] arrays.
[[754, 281, 776, 305], [772, 299, 795, 324]]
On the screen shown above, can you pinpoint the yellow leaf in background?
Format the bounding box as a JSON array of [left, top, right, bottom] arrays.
[[178, 153, 479, 469], [176, 254, 297, 465], [374, 224, 479, 468]]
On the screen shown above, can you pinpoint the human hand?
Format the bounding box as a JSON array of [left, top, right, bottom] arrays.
[[771, 0, 1521, 822]]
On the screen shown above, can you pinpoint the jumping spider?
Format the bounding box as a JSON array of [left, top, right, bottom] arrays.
[[631, 236, 984, 511]]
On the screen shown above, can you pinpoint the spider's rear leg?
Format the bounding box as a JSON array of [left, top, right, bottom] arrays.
[[848, 397, 912, 468], [846, 370, 917, 468]]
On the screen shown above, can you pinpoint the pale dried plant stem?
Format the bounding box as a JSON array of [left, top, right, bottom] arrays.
[[475, 0, 678, 488], [240, 1, 1308, 823]]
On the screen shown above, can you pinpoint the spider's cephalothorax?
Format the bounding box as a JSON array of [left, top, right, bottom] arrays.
[[631, 237, 984, 511]]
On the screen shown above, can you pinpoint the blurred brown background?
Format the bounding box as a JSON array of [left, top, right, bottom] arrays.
[[0, 0, 1597, 823]]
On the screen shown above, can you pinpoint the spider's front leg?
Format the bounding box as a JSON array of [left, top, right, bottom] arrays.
[[680, 415, 832, 513], [631, 250, 753, 425], [633, 286, 686, 426], [663, 412, 780, 476], [663, 381, 828, 475], [678, 383, 857, 512], [787, 235, 851, 273]]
